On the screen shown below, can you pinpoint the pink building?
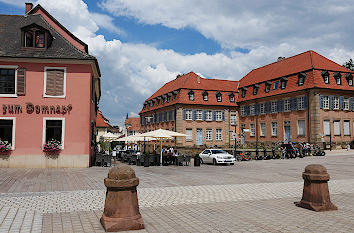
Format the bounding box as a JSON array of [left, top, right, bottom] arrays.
[[0, 4, 101, 167]]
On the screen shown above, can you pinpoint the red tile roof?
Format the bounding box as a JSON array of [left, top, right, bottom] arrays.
[[238, 50, 354, 102], [140, 72, 239, 113], [96, 110, 111, 128], [125, 117, 141, 132]]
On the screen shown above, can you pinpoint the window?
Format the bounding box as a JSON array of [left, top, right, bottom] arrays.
[[241, 106, 246, 117], [0, 68, 16, 95], [44, 67, 66, 98], [216, 129, 222, 141], [298, 73, 306, 86], [241, 124, 246, 132], [284, 99, 291, 112], [344, 120, 350, 136], [185, 110, 192, 120], [260, 103, 265, 114], [206, 129, 213, 141], [206, 110, 213, 121], [345, 73, 353, 86], [216, 111, 223, 121], [23, 29, 46, 48], [253, 85, 259, 95], [334, 120, 340, 136], [321, 71, 330, 84], [196, 110, 203, 120], [271, 101, 277, 113], [260, 123, 266, 137], [265, 82, 271, 93], [297, 96, 305, 110], [188, 90, 194, 101], [280, 78, 288, 89], [216, 92, 222, 102], [333, 96, 340, 110], [250, 123, 255, 136], [271, 122, 278, 136], [333, 72, 342, 85], [229, 93, 235, 102], [186, 129, 193, 141], [203, 93, 208, 101], [249, 105, 255, 116], [273, 81, 279, 90], [343, 97, 350, 110], [298, 120, 305, 136], [241, 87, 247, 98], [43, 118, 65, 149], [0, 118, 15, 150], [349, 79, 353, 86], [323, 120, 330, 136], [230, 112, 237, 125], [323, 96, 329, 109]]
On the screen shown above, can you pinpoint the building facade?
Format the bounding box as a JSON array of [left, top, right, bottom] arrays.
[[237, 51, 354, 149], [0, 4, 101, 167], [139, 72, 239, 152], [96, 110, 112, 142]]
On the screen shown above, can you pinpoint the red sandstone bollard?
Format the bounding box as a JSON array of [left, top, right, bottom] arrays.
[[295, 164, 337, 211], [100, 166, 145, 232]]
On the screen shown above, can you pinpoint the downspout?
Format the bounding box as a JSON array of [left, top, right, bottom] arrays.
[[307, 90, 310, 143]]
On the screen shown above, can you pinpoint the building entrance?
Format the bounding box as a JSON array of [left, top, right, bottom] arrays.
[[196, 128, 203, 145]]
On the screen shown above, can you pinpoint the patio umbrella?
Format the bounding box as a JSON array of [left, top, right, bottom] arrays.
[[140, 129, 186, 166], [101, 132, 119, 142], [116, 134, 155, 142]]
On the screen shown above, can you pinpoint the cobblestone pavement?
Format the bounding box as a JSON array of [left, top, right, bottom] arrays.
[[1, 151, 354, 232]]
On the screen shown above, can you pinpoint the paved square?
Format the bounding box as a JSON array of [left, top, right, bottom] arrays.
[[1, 150, 354, 232]]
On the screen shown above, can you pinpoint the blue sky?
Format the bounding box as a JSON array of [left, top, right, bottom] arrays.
[[1, 0, 354, 127]]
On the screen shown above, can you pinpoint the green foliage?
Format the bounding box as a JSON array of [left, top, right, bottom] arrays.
[[343, 58, 354, 71]]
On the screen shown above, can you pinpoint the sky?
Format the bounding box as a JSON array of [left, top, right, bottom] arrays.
[[1, 0, 354, 127]]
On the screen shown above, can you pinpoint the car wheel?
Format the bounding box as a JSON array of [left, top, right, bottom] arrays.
[[213, 159, 217, 165]]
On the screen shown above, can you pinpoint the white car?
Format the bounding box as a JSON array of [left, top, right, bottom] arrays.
[[199, 149, 235, 165]]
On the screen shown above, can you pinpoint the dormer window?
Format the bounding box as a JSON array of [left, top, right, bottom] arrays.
[[188, 90, 194, 101], [172, 90, 178, 100], [22, 24, 50, 49], [216, 92, 222, 102], [273, 81, 279, 90], [280, 77, 288, 89], [298, 72, 306, 86], [345, 73, 353, 86], [253, 84, 259, 95], [333, 72, 342, 85], [265, 81, 272, 93], [321, 71, 330, 84], [241, 87, 248, 98], [202, 90, 208, 101], [229, 93, 235, 102]]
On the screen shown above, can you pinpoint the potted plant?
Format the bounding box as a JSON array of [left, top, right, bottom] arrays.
[[0, 139, 11, 154], [43, 139, 62, 155]]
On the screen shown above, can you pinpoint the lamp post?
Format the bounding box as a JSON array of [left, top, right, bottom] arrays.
[[233, 123, 237, 158]]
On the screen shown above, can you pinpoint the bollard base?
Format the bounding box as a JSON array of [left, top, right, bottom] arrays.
[[295, 200, 337, 212], [100, 213, 145, 232]]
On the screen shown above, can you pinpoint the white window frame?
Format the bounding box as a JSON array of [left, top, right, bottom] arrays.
[[0, 65, 18, 98], [241, 106, 246, 116], [323, 96, 329, 109], [343, 97, 350, 110], [260, 122, 266, 137], [344, 120, 350, 136], [196, 110, 203, 120], [230, 112, 237, 125], [203, 94, 208, 101], [216, 129, 222, 141], [260, 103, 265, 114], [333, 120, 340, 136], [297, 96, 305, 110], [43, 67, 67, 98], [284, 99, 291, 112], [206, 129, 213, 141], [216, 111, 223, 121], [185, 110, 192, 120], [217, 95, 222, 102], [297, 120, 306, 136], [324, 76, 329, 84], [271, 122, 278, 136], [250, 105, 255, 115], [250, 123, 255, 137], [349, 79, 353, 86], [206, 110, 213, 121], [323, 120, 330, 136], [333, 96, 340, 110], [271, 101, 277, 113], [42, 117, 65, 149], [0, 117, 16, 150], [185, 128, 193, 142]]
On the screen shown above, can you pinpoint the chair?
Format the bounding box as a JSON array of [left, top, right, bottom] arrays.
[[184, 156, 191, 166], [103, 154, 112, 167], [177, 156, 184, 166], [95, 153, 103, 166], [130, 156, 137, 165], [149, 155, 155, 166]]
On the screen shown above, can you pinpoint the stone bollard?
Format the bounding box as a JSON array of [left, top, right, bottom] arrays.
[[295, 164, 337, 211], [100, 165, 145, 232]]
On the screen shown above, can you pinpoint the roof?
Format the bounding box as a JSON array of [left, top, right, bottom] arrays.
[[140, 72, 239, 114], [125, 117, 141, 132], [238, 50, 354, 102], [96, 110, 111, 128]]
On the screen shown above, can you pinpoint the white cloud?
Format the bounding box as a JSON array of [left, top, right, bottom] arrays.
[[0, 0, 25, 7]]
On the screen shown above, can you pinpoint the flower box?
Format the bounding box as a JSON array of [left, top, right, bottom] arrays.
[[43, 139, 62, 153]]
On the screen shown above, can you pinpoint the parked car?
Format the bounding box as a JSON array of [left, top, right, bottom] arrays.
[[199, 149, 235, 165]]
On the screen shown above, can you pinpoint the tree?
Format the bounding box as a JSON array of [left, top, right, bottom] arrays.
[[343, 58, 354, 71]]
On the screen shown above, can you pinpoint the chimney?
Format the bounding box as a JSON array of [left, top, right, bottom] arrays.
[[25, 3, 33, 14]]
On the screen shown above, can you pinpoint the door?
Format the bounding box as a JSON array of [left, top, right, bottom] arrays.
[[284, 126, 291, 143], [196, 128, 203, 146]]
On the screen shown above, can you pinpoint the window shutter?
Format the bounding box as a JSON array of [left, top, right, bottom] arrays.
[[320, 95, 324, 109], [293, 98, 298, 111], [202, 110, 206, 121], [192, 110, 196, 121], [266, 102, 271, 113], [255, 103, 260, 115], [183, 110, 186, 120], [279, 99, 283, 112], [46, 69, 64, 96], [212, 111, 216, 121], [304, 95, 308, 109], [340, 96, 344, 110], [350, 97, 354, 111], [222, 111, 225, 121], [17, 68, 26, 95], [46, 70, 56, 96], [330, 95, 334, 110]]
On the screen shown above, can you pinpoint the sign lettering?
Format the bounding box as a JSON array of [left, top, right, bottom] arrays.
[[2, 103, 72, 115]]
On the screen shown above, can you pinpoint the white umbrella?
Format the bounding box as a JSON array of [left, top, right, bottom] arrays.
[[117, 134, 155, 142], [140, 129, 186, 166], [101, 132, 119, 142]]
